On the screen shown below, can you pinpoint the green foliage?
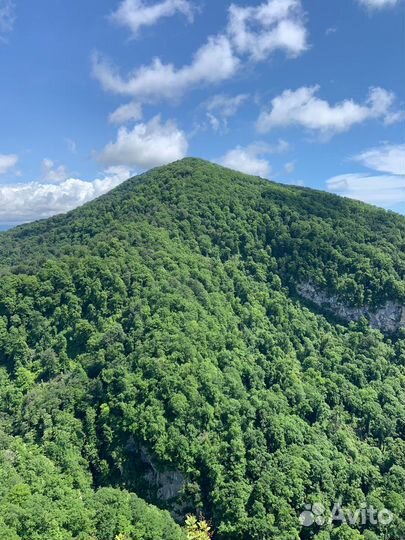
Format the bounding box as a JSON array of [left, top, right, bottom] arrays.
[[0, 159, 403, 539], [0, 432, 184, 539], [185, 515, 212, 539]]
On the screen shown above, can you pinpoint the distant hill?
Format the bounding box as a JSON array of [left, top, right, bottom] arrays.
[[0, 158, 404, 540]]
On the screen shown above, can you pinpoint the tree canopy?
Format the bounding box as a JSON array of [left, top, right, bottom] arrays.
[[0, 158, 404, 539]]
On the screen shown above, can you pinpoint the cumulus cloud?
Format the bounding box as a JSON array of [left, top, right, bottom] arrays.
[[353, 143, 405, 175], [327, 173, 405, 206], [109, 102, 143, 124], [218, 145, 271, 177], [327, 142, 405, 208], [357, 0, 399, 9], [226, 0, 307, 61], [217, 140, 289, 177], [92, 35, 239, 103], [0, 0, 15, 43], [110, 0, 195, 36], [0, 153, 18, 174], [325, 26, 337, 36], [65, 138, 77, 154], [0, 166, 131, 225], [205, 93, 248, 131], [95, 1, 308, 108], [268, 138, 291, 153], [41, 158, 69, 183], [384, 110, 405, 125], [99, 115, 188, 168], [206, 93, 249, 117], [284, 161, 295, 173], [256, 85, 404, 136]]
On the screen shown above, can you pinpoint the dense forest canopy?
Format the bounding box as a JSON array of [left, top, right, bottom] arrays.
[[0, 158, 404, 540]]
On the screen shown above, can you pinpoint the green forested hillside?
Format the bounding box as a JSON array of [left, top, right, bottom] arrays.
[[0, 158, 404, 540]]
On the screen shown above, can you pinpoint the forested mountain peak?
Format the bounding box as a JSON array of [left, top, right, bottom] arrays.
[[1, 158, 404, 316], [0, 159, 404, 539]]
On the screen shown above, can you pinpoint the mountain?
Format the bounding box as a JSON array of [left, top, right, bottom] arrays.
[[0, 158, 404, 540]]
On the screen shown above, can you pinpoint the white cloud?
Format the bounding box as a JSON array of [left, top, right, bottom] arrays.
[[273, 139, 291, 153], [227, 0, 307, 61], [99, 115, 188, 168], [41, 158, 69, 183], [284, 161, 295, 173], [0, 0, 15, 43], [0, 153, 18, 174], [95, 1, 308, 107], [65, 138, 77, 153], [92, 35, 239, 103], [109, 101, 143, 124], [327, 173, 405, 206], [353, 143, 405, 175], [206, 113, 221, 132], [382, 109, 405, 125], [218, 145, 272, 177], [288, 178, 304, 186], [257, 85, 404, 136], [0, 167, 131, 225], [217, 140, 289, 177], [325, 26, 337, 36], [357, 0, 399, 9], [110, 0, 195, 36], [205, 93, 248, 131], [206, 93, 249, 117], [327, 142, 405, 208]]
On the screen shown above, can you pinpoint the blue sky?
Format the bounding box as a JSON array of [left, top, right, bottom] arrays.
[[0, 0, 404, 227]]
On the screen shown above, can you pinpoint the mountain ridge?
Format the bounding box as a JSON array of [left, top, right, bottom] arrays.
[[1, 158, 404, 312], [2, 158, 403, 238]]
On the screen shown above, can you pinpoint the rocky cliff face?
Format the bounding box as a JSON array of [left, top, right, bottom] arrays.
[[123, 439, 189, 518], [140, 445, 186, 501], [297, 282, 404, 333]]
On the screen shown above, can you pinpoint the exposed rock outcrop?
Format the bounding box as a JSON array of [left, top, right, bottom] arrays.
[[140, 445, 186, 501], [139, 445, 189, 519], [123, 438, 190, 518], [297, 282, 405, 333]]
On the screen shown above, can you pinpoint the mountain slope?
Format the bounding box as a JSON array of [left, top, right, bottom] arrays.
[[0, 158, 404, 540], [2, 158, 404, 310]]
